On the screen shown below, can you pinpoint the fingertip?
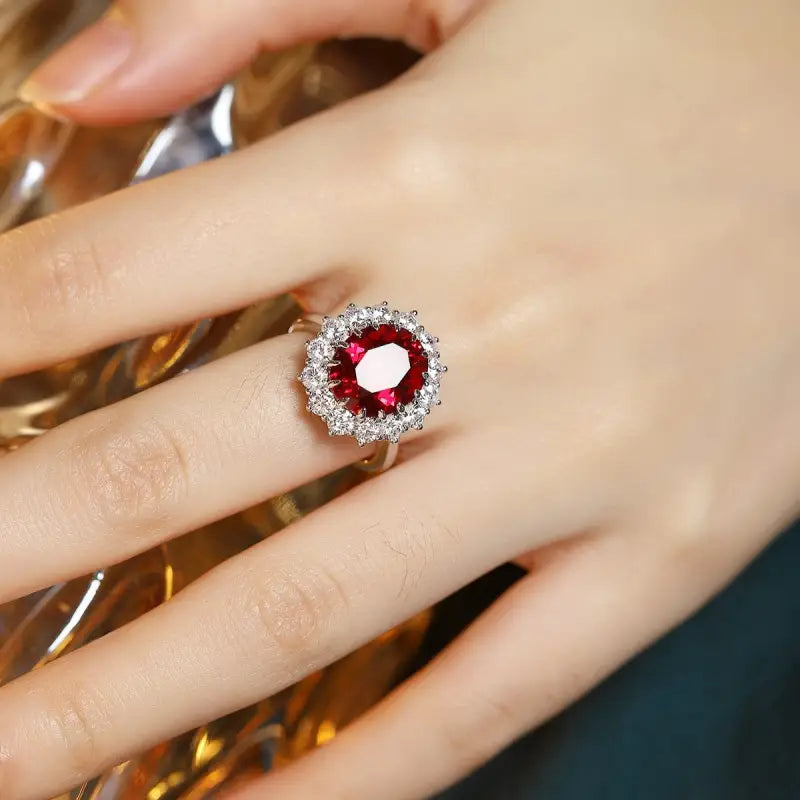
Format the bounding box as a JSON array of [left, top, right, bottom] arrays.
[[14, 2, 250, 126], [16, 0, 483, 126], [17, 7, 134, 117]]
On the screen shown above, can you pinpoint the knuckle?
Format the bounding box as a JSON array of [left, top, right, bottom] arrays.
[[237, 561, 351, 673], [67, 419, 191, 532], [3, 217, 110, 335], [380, 511, 458, 601], [658, 478, 732, 577], [39, 681, 111, 783], [369, 107, 464, 205], [438, 693, 525, 771], [225, 354, 295, 441], [648, 468, 722, 553]]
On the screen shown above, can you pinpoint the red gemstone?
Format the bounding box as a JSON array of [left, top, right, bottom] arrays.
[[329, 324, 428, 417]]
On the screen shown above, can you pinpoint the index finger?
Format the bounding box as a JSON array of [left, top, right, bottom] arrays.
[[0, 99, 391, 377]]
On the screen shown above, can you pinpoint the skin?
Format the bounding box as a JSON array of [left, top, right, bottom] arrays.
[[2, 0, 800, 797]]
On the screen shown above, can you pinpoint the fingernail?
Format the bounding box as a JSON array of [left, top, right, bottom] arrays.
[[18, 8, 133, 111]]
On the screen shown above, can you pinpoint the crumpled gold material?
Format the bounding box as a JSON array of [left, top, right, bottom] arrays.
[[0, 3, 427, 796]]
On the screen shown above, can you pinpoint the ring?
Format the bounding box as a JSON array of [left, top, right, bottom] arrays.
[[292, 302, 447, 472]]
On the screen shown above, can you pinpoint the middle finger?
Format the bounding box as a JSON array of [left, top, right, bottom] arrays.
[[0, 331, 364, 602]]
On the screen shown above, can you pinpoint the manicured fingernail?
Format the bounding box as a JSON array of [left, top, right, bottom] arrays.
[[18, 8, 133, 111]]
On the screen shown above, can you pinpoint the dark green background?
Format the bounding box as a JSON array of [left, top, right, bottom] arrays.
[[425, 522, 800, 800]]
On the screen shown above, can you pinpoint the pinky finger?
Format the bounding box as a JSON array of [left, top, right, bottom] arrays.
[[228, 528, 757, 800]]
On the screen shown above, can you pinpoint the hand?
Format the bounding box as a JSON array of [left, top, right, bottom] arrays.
[[3, 1, 799, 798]]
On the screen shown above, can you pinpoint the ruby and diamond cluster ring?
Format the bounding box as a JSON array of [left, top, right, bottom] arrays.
[[296, 303, 446, 448]]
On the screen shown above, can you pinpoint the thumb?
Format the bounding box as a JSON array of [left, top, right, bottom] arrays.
[[18, 0, 480, 125]]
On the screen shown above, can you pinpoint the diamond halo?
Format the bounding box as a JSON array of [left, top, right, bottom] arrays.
[[299, 303, 446, 446]]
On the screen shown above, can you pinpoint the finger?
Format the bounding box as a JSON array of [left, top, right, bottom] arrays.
[[0, 332, 363, 603], [18, 0, 481, 124], [229, 529, 763, 800], [0, 94, 400, 377], [0, 433, 578, 800]]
